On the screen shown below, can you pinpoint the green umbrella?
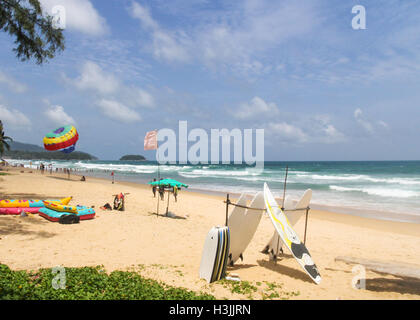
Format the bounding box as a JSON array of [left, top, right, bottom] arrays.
[[148, 179, 188, 216], [148, 178, 188, 188]]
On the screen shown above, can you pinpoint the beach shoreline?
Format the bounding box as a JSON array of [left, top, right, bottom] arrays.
[[1, 167, 420, 299], [7, 161, 420, 225]]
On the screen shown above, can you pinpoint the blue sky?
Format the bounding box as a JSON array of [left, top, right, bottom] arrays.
[[1, 0, 420, 161]]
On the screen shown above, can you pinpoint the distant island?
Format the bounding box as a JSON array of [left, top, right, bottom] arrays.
[[3, 141, 97, 160], [120, 155, 146, 161]]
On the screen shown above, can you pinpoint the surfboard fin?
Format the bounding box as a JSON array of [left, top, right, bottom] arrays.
[[228, 253, 234, 266], [239, 253, 243, 262]]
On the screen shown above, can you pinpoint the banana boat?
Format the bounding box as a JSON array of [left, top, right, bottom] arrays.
[[0, 197, 72, 208], [42, 200, 78, 213], [0, 197, 73, 215]]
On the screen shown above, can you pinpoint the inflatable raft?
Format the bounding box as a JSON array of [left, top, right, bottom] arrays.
[[0, 197, 72, 215], [0, 197, 72, 208], [0, 207, 41, 215], [39, 206, 96, 222]]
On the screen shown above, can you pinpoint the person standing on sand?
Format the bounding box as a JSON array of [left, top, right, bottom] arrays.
[[173, 185, 178, 202], [111, 171, 115, 184], [159, 185, 165, 200], [152, 178, 157, 197]]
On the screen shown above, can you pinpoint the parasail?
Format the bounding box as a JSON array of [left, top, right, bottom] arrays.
[[43, 125, 79, 154]]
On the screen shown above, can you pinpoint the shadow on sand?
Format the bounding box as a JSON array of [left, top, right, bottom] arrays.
[[147, 212, 187, 220], [365, 275, 420, 295], [227, 264, 256, 271], [45, 176, 77, 182], [0, 217, 56, 240], [257, 259, 314, 284], [0, 192, 66, 200]]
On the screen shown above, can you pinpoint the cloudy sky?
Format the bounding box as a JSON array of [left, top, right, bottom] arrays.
[[0, 0, 419, 161]]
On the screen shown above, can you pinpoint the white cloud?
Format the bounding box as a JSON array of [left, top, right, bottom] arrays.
[[378, 120, 389, 129], [95, 99, 142, 123], [130, 2, 190, 62], [0, 105, 31, 128], [320, 124, 346, 143], [127, 88, 155, 108], [311, 115, 346, 143], [70, 61, 119, 94], [267, 122, 307, 143], [354, 108, 374, 133], [233, 96, 279, 120], [66, 61, 155, 109], [0, 72, 27, 93], [263, 113, 346, 145], [44, 105, 76, 126], [129, 1, 318, 70], [40, 0, 108, 36]]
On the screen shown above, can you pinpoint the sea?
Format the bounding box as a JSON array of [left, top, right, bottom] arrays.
[[6, 159, 420, 224]]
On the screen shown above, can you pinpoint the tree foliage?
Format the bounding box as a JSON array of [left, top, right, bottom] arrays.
[[0, 0, 65, 64], [0, 120, 13, 156]]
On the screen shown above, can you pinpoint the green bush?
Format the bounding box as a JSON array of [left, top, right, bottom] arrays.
[[0, 264, 215, 300]]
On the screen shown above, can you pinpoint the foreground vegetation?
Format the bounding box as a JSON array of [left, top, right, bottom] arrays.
[[0, 264, 215, 300]]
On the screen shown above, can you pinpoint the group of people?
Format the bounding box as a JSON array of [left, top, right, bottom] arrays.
[[151, 178, 180, 202]]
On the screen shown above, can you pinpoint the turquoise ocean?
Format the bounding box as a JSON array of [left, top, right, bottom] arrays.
[[9, 160, 420, 223]]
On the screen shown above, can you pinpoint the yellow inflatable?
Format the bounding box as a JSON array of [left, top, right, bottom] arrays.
[[0, 197, 72, 208], [43, 201, 78, 213]]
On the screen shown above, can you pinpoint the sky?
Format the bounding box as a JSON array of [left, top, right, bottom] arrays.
[[1, 0, 420, 161]]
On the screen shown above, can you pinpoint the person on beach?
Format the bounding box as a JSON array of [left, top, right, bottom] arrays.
[[152, 178, 157, 197], [173, 185, 178, 202], [159, 186, 165, 200], [81, 176, 86, 182]]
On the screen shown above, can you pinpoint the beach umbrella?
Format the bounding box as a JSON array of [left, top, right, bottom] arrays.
[[148, 178, 188, 188], [148, 179, 188, 216]]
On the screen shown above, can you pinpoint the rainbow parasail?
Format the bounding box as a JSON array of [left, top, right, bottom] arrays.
[[43, 125, 79, 153]]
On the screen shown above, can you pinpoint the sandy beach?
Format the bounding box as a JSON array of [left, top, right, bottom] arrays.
[[1, 168, 420, 300]]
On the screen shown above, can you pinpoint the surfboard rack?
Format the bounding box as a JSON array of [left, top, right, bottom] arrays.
[[224, 194, 265, 228], [223, 198, 266, 211], [224, 194, 312, 245]]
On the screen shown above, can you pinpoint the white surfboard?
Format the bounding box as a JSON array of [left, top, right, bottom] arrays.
[[228, 192, 265, 265], [199, 226, 230, 283], [264, 183, 321, 284], [263, 189, 312, 259]]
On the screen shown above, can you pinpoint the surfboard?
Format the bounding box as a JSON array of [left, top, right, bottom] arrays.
[[264, 183, 321, 284], [226, 194, 248, 264], [263, 189, 312, 260], [199, 226, 230, 283], [228, 192, 265, 265]]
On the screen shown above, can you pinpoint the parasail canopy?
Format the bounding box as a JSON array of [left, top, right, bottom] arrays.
[[43, 125, 79, 154]]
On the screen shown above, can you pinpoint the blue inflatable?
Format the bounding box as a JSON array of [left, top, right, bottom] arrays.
[[39, 206, 95, 222]]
